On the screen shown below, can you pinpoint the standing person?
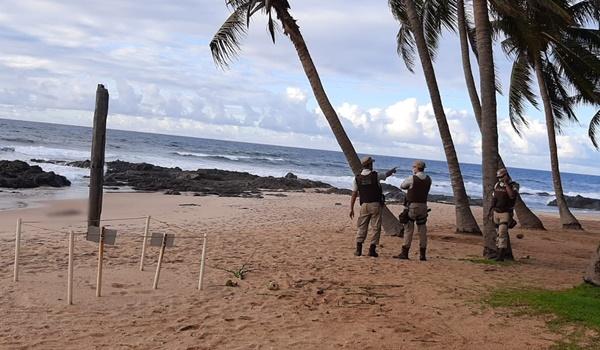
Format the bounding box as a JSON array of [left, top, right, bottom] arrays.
[[394, 160, 431, 261], [489, 168, 519, 261], [349, 156, 397, 257]]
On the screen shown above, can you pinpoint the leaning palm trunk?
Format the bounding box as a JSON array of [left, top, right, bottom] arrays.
[[273, 5, 403, 235], [584, 243, 600, 286], [473, 0, 500, 257], [457, 0, 544, 231], [533, 56, 582, 230], [403, 0, 480, 234]]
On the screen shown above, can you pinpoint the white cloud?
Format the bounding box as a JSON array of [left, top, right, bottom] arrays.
[[0, 0, 598, 175]]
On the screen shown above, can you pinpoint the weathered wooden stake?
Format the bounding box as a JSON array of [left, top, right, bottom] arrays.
[[67, 230, 74, 305], [96, 228, 105, 297], [152, 233, 168, 290], [13, 218, 22, 282], [139, 216, 151, 271], [198, 233, 208, 290], [88, 84, 109, 229]]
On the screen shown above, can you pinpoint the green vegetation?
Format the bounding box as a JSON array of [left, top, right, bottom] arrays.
[[487, 284, 600, 349]]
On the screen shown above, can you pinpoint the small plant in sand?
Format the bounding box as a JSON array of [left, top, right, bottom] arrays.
[[227, 264, 250, 280]]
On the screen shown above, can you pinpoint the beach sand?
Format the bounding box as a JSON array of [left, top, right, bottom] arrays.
[[0, 191, 599, 349]]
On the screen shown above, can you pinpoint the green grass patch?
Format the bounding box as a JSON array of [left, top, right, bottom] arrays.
[[487, 284, 600, 349], [488, 284, 600, 329]]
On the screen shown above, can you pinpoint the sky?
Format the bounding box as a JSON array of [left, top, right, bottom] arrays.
[[0, 0, 598, 175]]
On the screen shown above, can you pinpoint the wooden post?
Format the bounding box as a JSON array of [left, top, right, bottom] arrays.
[[198, 233, 208, 290], [67, 230, 75, 305], [13, 218, 22, 282], [96, 227, 105, 297], [88, 84, 109, 229], [139, 216, 151, 271], [152, 233, 168, 290]]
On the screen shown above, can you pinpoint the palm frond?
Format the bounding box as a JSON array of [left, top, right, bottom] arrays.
[[390, 0, 418, 72], [590, 109, 600, 149], [421, 0, 457, 61], [397, 26, 417, 72], [570, 0, 600, 27], [548, 33, 600, 103], [508, 52, 536, 134], [466, 17, 479, 60], [210, 3, 251, 68], [542, 56, 578, 131]]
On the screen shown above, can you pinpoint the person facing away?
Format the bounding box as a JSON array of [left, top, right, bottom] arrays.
[[394, 160, 431, 261], [349, 156, 397, 257], [489, 168, 519, 261]]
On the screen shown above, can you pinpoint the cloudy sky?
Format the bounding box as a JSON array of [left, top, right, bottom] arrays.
[[0, 0, 598, 175]]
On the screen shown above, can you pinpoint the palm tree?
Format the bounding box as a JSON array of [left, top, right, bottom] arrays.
[[493, 0, 600, 230], [585, 242, 600, 286], [210, 0, 404, 235], [472, 0, 501, 257], [456, 0, 546, 231], [389, 0, 481, 234]]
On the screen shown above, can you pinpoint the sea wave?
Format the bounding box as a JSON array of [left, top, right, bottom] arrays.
[[12, 145, 95, 160], [171, 151, 286, 163]]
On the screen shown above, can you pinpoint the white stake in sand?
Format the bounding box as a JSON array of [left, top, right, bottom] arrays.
[[152, 233, 168, 290], [139, 215, 151, 271], [13, 218, 22, 282], [96, 228, 105, 297], [198, 233, 208, 290], [67, 230, 75, 305]]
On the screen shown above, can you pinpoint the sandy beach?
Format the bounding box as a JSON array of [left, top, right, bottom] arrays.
[[0, 191, 599, 349]]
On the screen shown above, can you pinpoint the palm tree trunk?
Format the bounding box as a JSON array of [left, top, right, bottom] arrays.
[[584, 243, 600, 286], [533, 55, 583, 230], [403, 0, 480, 234], [274, 6, 403, 236], [457, 0, 544, 231], [473, 0, 500, 258]]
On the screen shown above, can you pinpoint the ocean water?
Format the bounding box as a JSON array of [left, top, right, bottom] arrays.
[[1, 118, 599, 212]]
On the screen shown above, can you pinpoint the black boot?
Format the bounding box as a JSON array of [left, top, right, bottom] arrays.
[[419, 247, 427, 261], [393, 245, 410, 260], [354, 242, 363, 256], [368, 244, 379, 257], [495, 248, 505, 262]]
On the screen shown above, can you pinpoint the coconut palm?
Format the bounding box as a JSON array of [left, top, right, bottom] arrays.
[[389, 0, 481, 234], [457, 0, 546, 231], [210, 0, 403, 235], [471, 0, 501, 257], [493, 0, 600, 230], [585, 243, 600, 286]]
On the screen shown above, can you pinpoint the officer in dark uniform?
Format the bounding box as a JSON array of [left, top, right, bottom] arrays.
[[349, 156, 396, 257]]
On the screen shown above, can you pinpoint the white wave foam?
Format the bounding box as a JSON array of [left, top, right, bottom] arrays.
[[13, 145, 93, 160]]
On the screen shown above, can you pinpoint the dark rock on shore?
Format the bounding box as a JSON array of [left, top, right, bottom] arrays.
[[30, 159, 91, 168], [0, 160, 71, 188], [103, 160, 332, 197], [548, 195, 600, 211]]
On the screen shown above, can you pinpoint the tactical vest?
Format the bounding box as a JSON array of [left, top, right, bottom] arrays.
[[493, 182, 517, 213], [406, 175, 431, 204], [356, 172, 383, 205]]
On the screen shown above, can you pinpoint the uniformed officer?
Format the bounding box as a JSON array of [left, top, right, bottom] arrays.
[[394, 160, 431, 261], [349, 156, 397, 257], [489, 168, 519, 261]]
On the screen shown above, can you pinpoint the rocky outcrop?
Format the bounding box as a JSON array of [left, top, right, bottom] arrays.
[[548, 195, 600, 211], [0, 160, 71, 188], [30, 159, 91, 168], [103, 161, 331, 197]]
